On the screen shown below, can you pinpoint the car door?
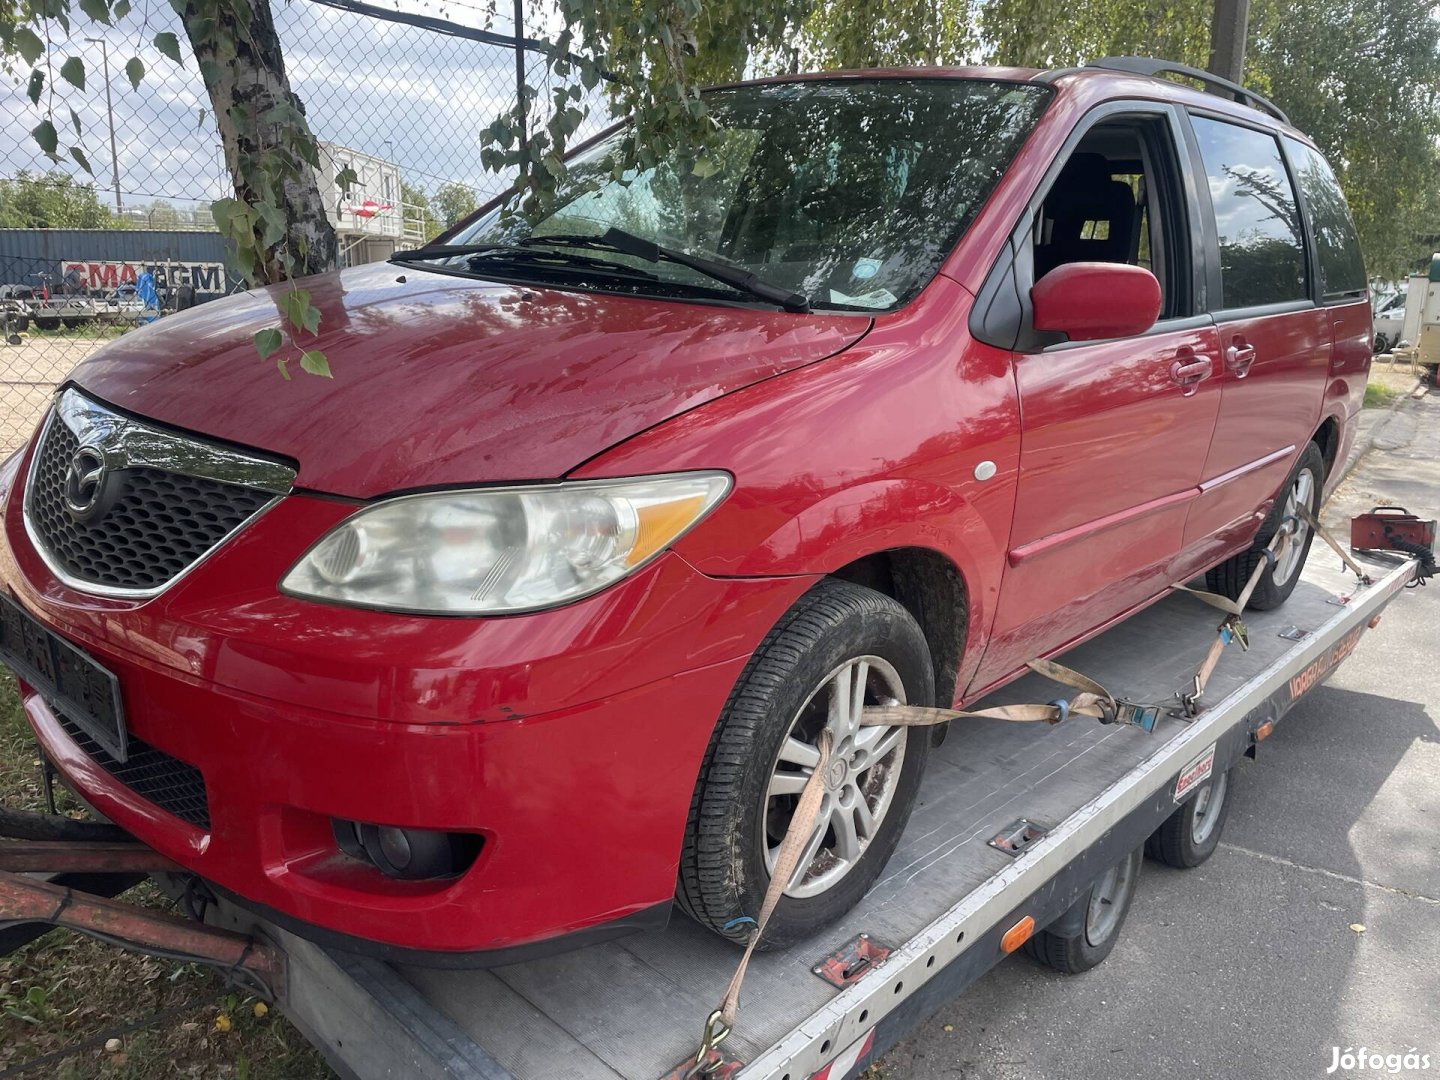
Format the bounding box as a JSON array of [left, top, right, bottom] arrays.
[[969, 105, 1223, 693], [1179, 113, 1331, 565]]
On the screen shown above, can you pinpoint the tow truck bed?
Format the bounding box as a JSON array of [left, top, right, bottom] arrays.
[[41, 551, 1424, 1080]]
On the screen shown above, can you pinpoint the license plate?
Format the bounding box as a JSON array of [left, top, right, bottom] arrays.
[[0, 593, 128, 762]]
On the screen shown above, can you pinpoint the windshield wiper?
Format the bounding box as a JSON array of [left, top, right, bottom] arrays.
[[391, 243, 504, 261], [528, 228, 811, 313], [390, 241, 659, 282], [392, 231, 809, 312]]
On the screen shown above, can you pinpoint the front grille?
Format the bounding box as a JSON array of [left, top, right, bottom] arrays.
[[55, 709, 211, 831], [25, 401, 275, 593]]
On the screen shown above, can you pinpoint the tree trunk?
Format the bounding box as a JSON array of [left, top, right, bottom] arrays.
[[179, 0, 337, 282]]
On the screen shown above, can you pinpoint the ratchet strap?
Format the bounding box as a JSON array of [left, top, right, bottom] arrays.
[[689, 502, 1370, 1072], [1298, 503, 1372, 584], [690, 659, 1132, 1074]]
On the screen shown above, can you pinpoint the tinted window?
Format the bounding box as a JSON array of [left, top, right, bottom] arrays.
[[1191, 116, 1307, 308], [1284, 138, 1366, 299], [450, 80, 1052, 312]]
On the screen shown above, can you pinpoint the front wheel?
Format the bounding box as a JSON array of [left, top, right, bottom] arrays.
[[677, 579, 934, 950], [1205, 441, 1324, 611]]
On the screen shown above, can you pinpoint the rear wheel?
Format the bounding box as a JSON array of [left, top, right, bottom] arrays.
[[677, 579, 934, 950], [1205, 441, 1324, 611], [1146, 767, 1233, 868], [1024, 847, 1143, 974]]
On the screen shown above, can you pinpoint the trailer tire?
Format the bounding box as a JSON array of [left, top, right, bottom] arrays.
[[1205, 441, 1324, 611], [677, 578, 933, 950], [1024, 847, 1142, 974], [34, 316, 60, 331], [1146, 767, 1233, 868]]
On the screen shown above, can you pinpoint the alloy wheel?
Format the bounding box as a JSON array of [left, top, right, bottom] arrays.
[[1272, 466, 1317, 587], [762, 656, 909, 899]]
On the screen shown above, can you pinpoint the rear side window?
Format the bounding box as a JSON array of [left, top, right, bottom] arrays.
[[1190, 115, 1307, 309], [1283, 138, 1367, 300]]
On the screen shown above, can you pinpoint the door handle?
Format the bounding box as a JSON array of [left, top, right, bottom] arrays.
[[1226, 341, 1257, 377], [1169, 355, 1213, 397]]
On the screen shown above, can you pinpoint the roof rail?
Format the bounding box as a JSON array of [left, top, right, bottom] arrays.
[[1064, 56, 1292, 126]]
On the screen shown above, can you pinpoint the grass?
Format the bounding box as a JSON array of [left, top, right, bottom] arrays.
[[1363, 381, 1399, 409], [0, 673, 334, 1079]]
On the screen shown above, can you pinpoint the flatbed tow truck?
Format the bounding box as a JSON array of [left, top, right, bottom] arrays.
[[0, 535, 1426, 1080]]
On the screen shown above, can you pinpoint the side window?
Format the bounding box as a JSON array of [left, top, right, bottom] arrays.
[[1190, 116, 1307, 309], [1030, 116, 1188, 319], [1283, 138, 1367, 300]]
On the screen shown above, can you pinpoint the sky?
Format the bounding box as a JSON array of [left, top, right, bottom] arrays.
[[0, 0, 592, 214]]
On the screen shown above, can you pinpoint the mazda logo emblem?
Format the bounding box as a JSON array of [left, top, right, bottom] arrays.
[[63, 445, 108, 517]]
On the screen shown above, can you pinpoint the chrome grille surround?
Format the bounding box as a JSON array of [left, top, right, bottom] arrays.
[[22, 388, 295, 598]]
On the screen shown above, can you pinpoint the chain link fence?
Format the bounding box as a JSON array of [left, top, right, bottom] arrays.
[[1, 0, 605, 452]]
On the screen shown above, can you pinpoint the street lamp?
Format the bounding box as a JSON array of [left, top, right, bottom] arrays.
[[83, 36, 122, 212]]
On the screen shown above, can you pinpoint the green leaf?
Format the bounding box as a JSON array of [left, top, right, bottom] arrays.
[[153, 32, 181, 63], [197, 107, 207, 129], [69, 107, 83, 138], [14, 28, 44, 66], [26, 70, 44, 106], [252, 327, 282, 360], [279, 288, 319, 336], [69, 146, 93, 173], [334, 165, 358, 193], [123, 56, 144, 90], [299, 350, 332, 379], [78, 0, 111, 22], [275, 357, 291, 380], [113, 0, 130, 16], [31, 120, 59, 158], [60, 56, 86, 90]]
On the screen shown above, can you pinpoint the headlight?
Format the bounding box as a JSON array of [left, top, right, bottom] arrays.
[[280, 471, 731, 615]]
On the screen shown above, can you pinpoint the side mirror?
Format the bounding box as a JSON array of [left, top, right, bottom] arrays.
[[1031, 262, 1162, 342]]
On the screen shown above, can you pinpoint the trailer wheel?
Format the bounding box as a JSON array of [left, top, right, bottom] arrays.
[[1023, 847, 1142, 974], [34, 316, 61, 331], [1205, 441, 1324, 611], [677, 578, 933, 950], [1146, 767, 1233, 868]]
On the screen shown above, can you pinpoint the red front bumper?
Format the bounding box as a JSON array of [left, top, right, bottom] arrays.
[[1, 477, 814, 956]]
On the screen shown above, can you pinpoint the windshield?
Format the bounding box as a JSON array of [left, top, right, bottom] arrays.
[[442, 78, 1051, 312]]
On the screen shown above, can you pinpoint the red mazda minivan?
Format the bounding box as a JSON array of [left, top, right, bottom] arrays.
[[0, 59, 1370, 962]]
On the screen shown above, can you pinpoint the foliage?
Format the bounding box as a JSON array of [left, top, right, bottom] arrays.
[[1249, 0, 1440, 281], [400, 180, 442, 241], [431, 181, 478, 230], [480, 0, 813, 217], [3, 0, 340, 378], [0, 169, 119, 228]]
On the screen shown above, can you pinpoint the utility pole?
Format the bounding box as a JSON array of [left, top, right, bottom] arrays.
[[85, 37, 122, 212], [1207, 0, 1250, 84]]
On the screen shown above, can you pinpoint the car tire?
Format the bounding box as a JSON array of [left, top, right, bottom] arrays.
[[677, 578, 934, 950], [1023, 846, 1142, 974], [1205, 441, 1325, 611], [1145, 767, 1233, 868]]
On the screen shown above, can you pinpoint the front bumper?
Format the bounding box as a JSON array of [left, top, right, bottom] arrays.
[[2, 474, 816, 956]]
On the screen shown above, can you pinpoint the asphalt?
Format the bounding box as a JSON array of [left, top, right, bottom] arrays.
[[881, 388, 1440, 1080]]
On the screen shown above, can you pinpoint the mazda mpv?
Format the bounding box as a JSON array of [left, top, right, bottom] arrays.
[[0, 58, 1371, 961]]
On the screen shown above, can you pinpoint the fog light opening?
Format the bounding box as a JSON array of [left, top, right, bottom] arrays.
[[332, 819, 483, 881]]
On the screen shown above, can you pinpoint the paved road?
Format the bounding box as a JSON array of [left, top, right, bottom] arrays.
[[881, 390, 1440, 1080]]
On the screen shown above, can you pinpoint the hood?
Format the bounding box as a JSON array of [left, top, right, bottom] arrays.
[[71, 263, 871, 498]]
